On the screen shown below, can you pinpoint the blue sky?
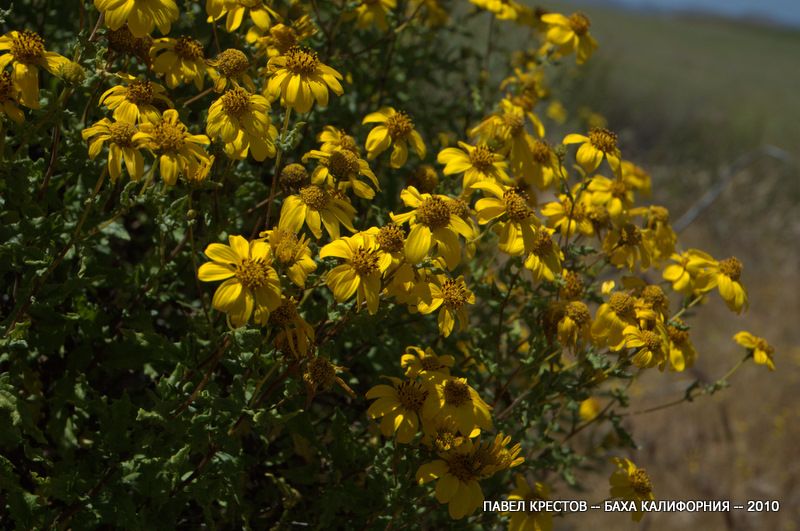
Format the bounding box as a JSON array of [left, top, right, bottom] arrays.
[[594, 0, 800, 27]]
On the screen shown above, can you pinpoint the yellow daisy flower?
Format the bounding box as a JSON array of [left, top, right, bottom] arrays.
[[134, 109, 211, 186], [278, 184, 357, 240], [421, 416, 475, 453], [207, 48, 256, 92], [734, 331, 776, 371], [266, 46, 344, 114], [417, 275, 475, 337], [541, 193, 593, 238], [437, 141, 509, 189], [591, 291, 637, 351], [349, 0, 397, 32], [400, 346, 454, 380], [555, 300, 591, 348], [622, 324, 669, 369], [709, 256, 748, 314], [81, 118, 147, 182], [366, 376, 429, 443], [523, 228, 562, 282], [259, 228, 317, 288], [408, 164, 440, 193], [506, 475, 553, 531], [206, 87, 277, 161], [247, 16, 317, 59], [470, 0, 529, 21], [390, 186, 474, 269], [621, 160, 652, 195], [0, 30, 70, 109], [99, 74, 173, 124], [603, 222, 651, 271], [185, 155, 215, 184], [316, 125, 360, 154], [609, 457, 654, 522], [540, 12, 598, 64], [363, 107, 426, 168], [319, 232, 392, 314], [197, 235, 282, 327], [470, 98, 545, 176], [563, 127, 621, 174], [632, 205, 676, 264], [586, 175, 634, 222], [95, 0, 180, 38], [666, 320, 697, 372], [150, 36, 207, 90], [579, 398, 602, 422], [0, 71, 24, 123], [474, 181, 540, 255], [304, 147, 380, 199], [208, 0, 280, 33], [268, 297, 315, 358], [422, 376, 491, 436], [662, 249, 716, 296]]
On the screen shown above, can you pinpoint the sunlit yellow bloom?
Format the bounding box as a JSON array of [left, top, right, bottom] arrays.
[[316, 125, 360, 153], [579, 398, 602, 422], [437, 141, 509, 189], [367, 376, 428, 443], [320, 232, 392, 314], [421, 416, 475, 452], [666, 320, 697, 372], [554, 301, 591, 348], [0, 71, 24, 123], [587, 175, 634, 222], [417, 275, 475, 337], [99, 74, 173, 124], [197, 235, 282, 327], [709, 256, 748, 313], [422, 376, 491, 435], [662, 249, 716, 296], [500, 67, 547, 110], [0, 30, 70, 108], [603, 222, 651, 271], [734, 331, 776, 371], [621, 160, 652, 195], [207, 48, 256, 92], [259, 228, 317, 288], [632, 283, 670, 324], [95, 0, 179, 37], [541, 193, 593, 238], [150, 36, 207, 90], [207, 87, 276, 161], [609, 457, 654, 522], [269, 297, 314, 358], [564, 128, 621, 174], [134, 109, 211, 185], [106, 26, 153, 63], [304, 147, 380, 199], [207, 0, 279, 33], [541, 12, 598, 64], [391, 187, 474, 269], [470, 0, 529, 21], [632, 205, 676, 264], [363, 107, 426, 168], [279, 184, 357, 240], [474, 181, 540, 255], [591, 291, 637, 351], [82, 118, 147, 182], [186, 154, 215, 184], [247, 16, 317, 59], [401, 346, 454, 380], [622, 324, 669, 369], [348, 0, 397, 32], [523, 228, 562, 282], [266, 46, 344, 114], [507, 475, 553, 531]]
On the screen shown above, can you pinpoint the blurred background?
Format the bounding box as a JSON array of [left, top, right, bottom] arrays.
[[536, 0, 800, 529]]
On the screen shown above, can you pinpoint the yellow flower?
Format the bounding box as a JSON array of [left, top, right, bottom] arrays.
[[208, 0, 280, 33], [0, 30, 70, 108], [134, 109, 211, 186], [734, 331, 776, 371], [207, 48, 256, 92], [591, 291, 638, 351], [632, 205, 676, 264], [621, 160, 652, 195], [417, 275, 476, 337], [304, 147, 380, 199], [268, 297, 314, 358], [363, 107, 426, 168], [366, 376, 429, 443], [247, 16, 317, 59], [586, 175, 634, 222], [523, 228, 562, 282], [662, 249, 716, 296], [437, 141, 509, 189], [391, 186, 474, 269], [316, 125, 360, 154], [555, 301, 591, 348], [408, 164, 440, 193], [609, 457, 654, 522], [320, 232, 392, 314], [197, 235, 282, 327], [278, 184, 357, 240], [95, 0, 179, 38], [579, 398, 602, 422], [81, 118, 147, 182], [603, 222, 651, 271], [0, 71, 24, 123], [150, 36, 207, 90], [401, 346, 454, 380], [348, 0, 397, 32], [99, 74, 173, 124], [470, 0, 529, 21], [186, 155, 215, 184], [541, 193, 594, 238], [421, 416, 474, 452], [546, 100, 567, 124], [540, 12, 598, 64], [622, 324, 669, 369], [563, 128, 621, 174], [709, 256, 748, 314], [666, 320, 697, 372], [266, 46, 344, 114], [507, 475, 553, 531], [259, 228, 317, 288], [421, 377, 493, 435], [474, 181, 540, 255], [207, 87, 277, 161]]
